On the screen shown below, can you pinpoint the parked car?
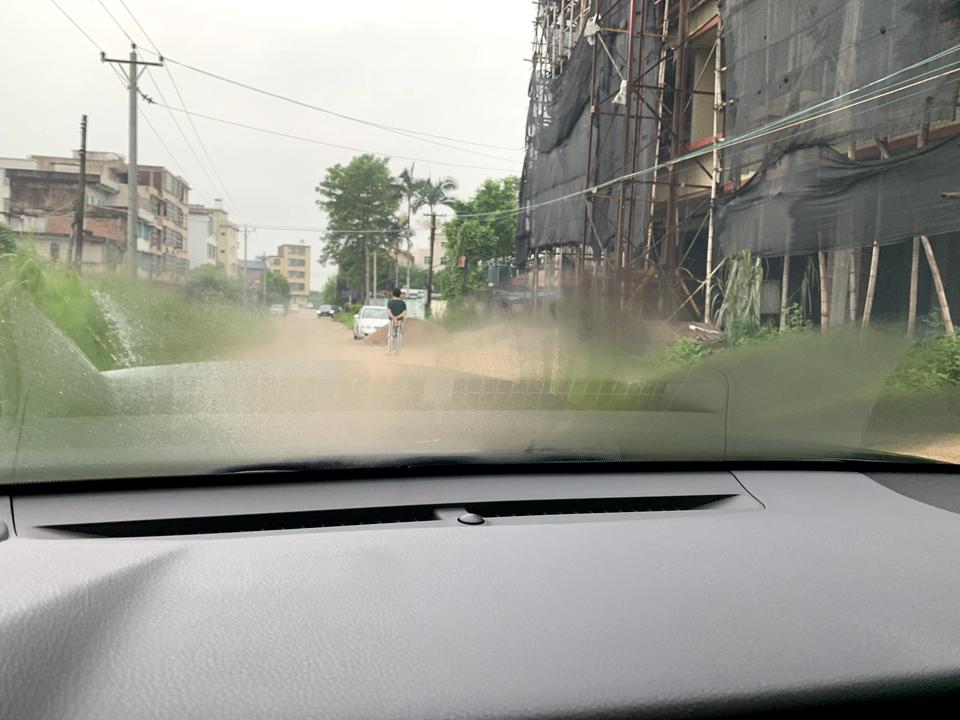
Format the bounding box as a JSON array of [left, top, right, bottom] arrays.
[[353, 305, 390, 339], [316, 304, 335, 319], [269, 304, 285, 316]]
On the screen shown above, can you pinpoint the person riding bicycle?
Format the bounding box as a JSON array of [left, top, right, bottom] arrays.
[[386, 288, 407, 351]]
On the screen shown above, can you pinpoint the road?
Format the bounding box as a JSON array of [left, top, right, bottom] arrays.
[[231, 311, 440, 369]]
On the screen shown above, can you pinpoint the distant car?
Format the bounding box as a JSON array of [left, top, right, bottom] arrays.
[[353, 305, 390, 339], [316, 304, 335, 319], [269, 304, 285, 316]]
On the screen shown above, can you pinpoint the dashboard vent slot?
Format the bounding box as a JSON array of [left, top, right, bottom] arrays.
[[43, 505, 439, 538], [33, 495, 741, 539], [465, 494, 734, 518]]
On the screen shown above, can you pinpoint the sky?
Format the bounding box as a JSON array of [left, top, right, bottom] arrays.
[[3, 0, 533, 289]]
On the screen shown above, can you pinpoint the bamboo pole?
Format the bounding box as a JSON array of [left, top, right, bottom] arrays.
[[818, 250, 830, 333], [779, 254, 790, 331], [861, 143, 890, 332], [920, 235, 955, 336], [907, 237, 920, 337]]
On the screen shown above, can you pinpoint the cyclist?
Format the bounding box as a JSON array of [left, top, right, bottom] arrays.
[[386, 288, 407, 353]]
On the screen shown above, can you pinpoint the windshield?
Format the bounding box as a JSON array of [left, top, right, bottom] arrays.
[[3, 0, 960, 482]]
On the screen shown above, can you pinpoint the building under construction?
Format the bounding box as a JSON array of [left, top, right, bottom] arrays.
[[518, 0, 960, 334]]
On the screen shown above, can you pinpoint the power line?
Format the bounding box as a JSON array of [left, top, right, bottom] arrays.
[[145, 100, 518, 173], [142, 71, 225, 204], [457, 49, 960, 223], [47, 0, 102, 51], [160, 56, 523, 160], [137, 107, 209, 205], [250, 225, 408, 234], [96, 0, 134, 44], [116, 0, 159, 52], [107, 1, 239, 214]]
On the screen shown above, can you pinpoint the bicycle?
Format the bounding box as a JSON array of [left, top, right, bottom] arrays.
[[387, 318, 404, 355]]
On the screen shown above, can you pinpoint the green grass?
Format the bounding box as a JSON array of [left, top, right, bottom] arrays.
[[1, 245, 270, 370], [93, 275, 270, 366]]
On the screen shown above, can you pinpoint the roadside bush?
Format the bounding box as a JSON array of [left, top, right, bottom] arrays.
[[887, 335, 960, 393], [1, 246, 120, 370]]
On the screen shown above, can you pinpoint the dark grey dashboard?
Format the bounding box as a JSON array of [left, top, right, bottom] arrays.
[[2, 469, 960, 718]]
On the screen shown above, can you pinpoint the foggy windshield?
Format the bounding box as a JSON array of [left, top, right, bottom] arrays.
[[2, 0, 960, 483]]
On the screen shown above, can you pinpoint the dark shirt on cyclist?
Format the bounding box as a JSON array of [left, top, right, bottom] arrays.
[[387, 298, 407, 321]]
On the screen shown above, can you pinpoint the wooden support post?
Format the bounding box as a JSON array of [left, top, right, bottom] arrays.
[[779, 254, 790, 331], [818, 251, 830, 333], [848, 249, 858, 322], [908, 237, 920, 338], [920, 235, 955, 337], [861, 142, 890, 333]]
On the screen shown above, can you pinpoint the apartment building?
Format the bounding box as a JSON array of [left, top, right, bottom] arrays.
[[188, 200, 239, 276], [267, 243, 312, 307], [3, 151, 192, 282]]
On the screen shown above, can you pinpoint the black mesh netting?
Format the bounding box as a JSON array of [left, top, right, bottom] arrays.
[[718, 0, 960, 257], [517, 2, 662, 262]]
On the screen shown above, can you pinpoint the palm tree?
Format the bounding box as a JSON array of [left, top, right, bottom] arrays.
[[416, 176, 458, 315], [396, 164, 423, 291]]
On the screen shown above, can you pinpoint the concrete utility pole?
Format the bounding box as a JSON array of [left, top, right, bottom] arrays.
[[73, 114, 87, 271], [425, 212, 438, 318], [101, 45, 163, 281], [241, 225, 255, 304]]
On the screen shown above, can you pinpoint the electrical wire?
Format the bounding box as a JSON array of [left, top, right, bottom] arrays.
[[249, 225, 408, 234], [142, 71, 225, 206], [159, 56, 524, 159], [109, 0, 239, 213], [454, 49, 960, 223], [96, 0, 134, 45], [145, 101, 518, 173], [48, 0, 103, 51]]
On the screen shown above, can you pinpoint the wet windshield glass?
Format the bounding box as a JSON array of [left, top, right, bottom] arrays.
[[3, 0, 960, 482]]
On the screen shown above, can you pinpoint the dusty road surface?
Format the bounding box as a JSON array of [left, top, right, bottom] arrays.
[[233, 313, 960, 464]]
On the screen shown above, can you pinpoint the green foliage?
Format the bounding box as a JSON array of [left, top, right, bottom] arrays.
[[320, 276, 339, 306], [888, 335, 960, 393], [0, 223, 15, 255], [781, 303, 812, 332], [94, 275, 268, 366], [185, 265, 244, 304], [659, 338, 715, 367], [716, 250, 764, 342], [1, 245, 120, 370], [265, 270, 290, 305], [445, 177, 519, 265], [316, 155, 403, 298], [437, 297, 478, 329]]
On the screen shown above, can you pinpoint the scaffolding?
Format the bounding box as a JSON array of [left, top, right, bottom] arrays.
[[520, 0, 725, 323]]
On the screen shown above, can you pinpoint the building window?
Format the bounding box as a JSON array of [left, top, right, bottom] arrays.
[[49, 242, 60, 262], [162, 227, 184, 249], [207, 244, 217, 260], [423, 256, 431, 266], [287, 258, 306, 267]]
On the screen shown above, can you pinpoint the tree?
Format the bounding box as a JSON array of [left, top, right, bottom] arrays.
[[315, 155, 402, 303], [439, 177, 520, 299], [265, 270, 291, 306], [320, 276, 339, 306], [396, 164, 423, 291], [416, 176, 458, 314], [185, 265, 244, 304]]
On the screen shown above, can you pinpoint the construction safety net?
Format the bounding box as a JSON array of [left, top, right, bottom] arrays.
[[517, 2, 662, 262], [718, 0, 960, 257]]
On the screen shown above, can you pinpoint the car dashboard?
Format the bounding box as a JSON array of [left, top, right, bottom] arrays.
[[2, 466, 960, 718]]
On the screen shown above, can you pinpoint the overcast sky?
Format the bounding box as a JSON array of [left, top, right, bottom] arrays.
[[4, 0, 532, 288]]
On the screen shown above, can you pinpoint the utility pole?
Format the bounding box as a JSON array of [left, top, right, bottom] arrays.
[[241, 225, 255, 304], [102, 45, 163, 281], [425, 212, 444, 318], [72, 114, 88, 271]]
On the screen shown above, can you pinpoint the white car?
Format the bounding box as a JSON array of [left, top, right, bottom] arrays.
[[353, 305, 390, 339], [269, 304, 285, 316]]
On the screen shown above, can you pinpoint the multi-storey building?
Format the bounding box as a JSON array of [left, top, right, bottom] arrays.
[[267, 243, 312, 307], [2, 151, 191, 282], [188, 201, 239, 276]]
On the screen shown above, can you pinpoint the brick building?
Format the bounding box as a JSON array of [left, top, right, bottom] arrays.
[[1, 151, 191, 283]]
